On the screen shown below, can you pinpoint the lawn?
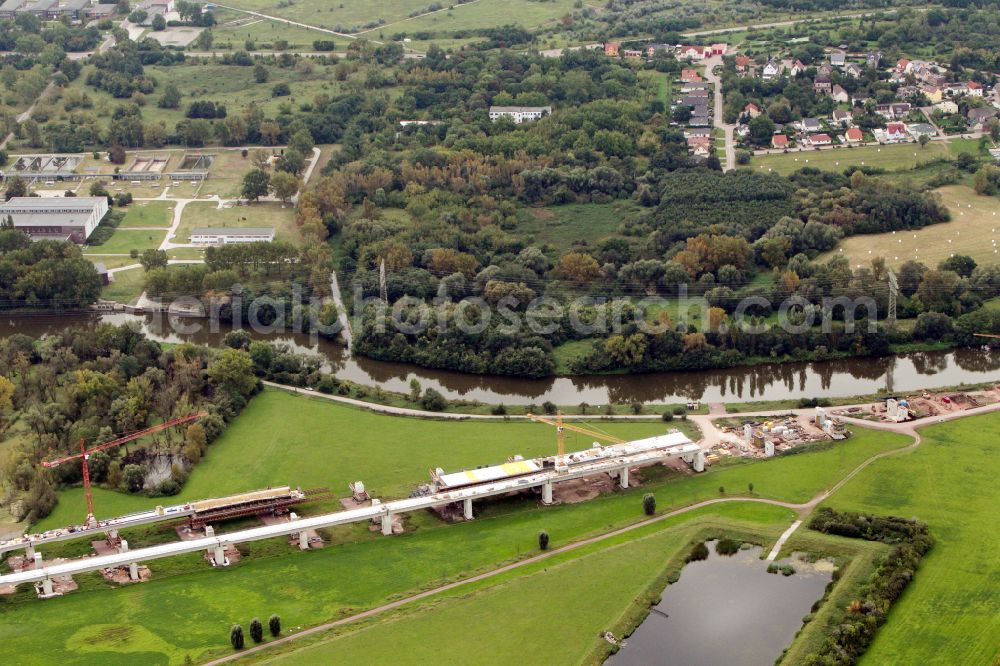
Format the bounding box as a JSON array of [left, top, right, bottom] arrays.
[[118, 201, 175, 229], [84, 228, 166, 255], [745, 141, 952, 176], [819, 185, 1000, 270], [210, 15, 330, 51], [221, 0, 432, 31], [99, 267, 146, 306], [818, 411, 1000, 665], [394, 0, 581, 36], [173, 201, 300, 244]]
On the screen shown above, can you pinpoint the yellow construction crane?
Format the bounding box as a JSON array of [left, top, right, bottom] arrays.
[[525, 412, 625, 469]]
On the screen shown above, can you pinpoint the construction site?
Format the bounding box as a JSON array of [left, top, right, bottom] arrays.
[[710, 407, 849, 461], [0, 414, 705, 599], [832, 386, 1000, 423]]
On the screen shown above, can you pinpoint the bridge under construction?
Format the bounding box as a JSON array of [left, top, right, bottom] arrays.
[[0, 430, 703, 598]]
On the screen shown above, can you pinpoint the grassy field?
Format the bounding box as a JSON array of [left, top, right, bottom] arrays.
[[745, 141, 952, 176], [212, 13, 333, 50], [516, 201, 641, 247], [84, 229, 166, 255], [174, 201, 300, 244], [118, 201, 175, 229], [395, 0, 577, 36], [258, 508, 795, 665], [820, 185, 1000, 269], [817, 411, 1000, 665], [222, 0, 432, 31]]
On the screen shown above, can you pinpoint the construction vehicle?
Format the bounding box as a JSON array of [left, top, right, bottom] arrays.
[[43, 413, 207, 528]]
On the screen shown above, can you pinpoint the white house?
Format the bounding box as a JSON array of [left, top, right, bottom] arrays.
[[190, 228, 276, 245], [762, 59, 783, 80], [0, 196, 107, 244], [488, 106, 552, 124], [831, 84, 850, 104]]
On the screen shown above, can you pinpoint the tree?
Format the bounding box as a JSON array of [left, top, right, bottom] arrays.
[[0, 375, 14, 434], [240, 168, 270, 202], [249, 618, 263, 643], [420, 388, 446, 412], [158, 82, 181, 109], [253, 64, 269, 84], [271, 83, 290, 97], [208, 348, 257, 397], [230, 625, 244, 650], [151, 13, 166, 30], [5, 176, 27, 200], [538, 530, 549, 550], [128, 9, 147, 23], [748, 482, 754, 494], [268, 615, 281, 637], [918, 133, 930, 148], [642, 493, 656, 516], [183, 423, 207, 463], [140, 249, 168, 271], [269, 170, 299, 203], [748, 115, 776, 145], [122, 463, 146, 492], [940, 255, 976, 278]]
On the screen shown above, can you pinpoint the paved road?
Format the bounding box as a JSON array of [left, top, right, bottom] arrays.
[[702, 55, 736, 171]]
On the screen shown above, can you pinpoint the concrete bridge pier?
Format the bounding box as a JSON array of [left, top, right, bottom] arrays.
[[541, 481, 553, 505], [463, 498, 473, 520], [618, 467, 630, 489], [298, 530, 310, 550], [212, 545, 227, 566], [382, 514, 394, 536], [129, 562, 139, 581], [41, 578, 53, 597]]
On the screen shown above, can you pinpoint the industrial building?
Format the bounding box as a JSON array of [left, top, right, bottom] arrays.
[[189, 227, 276, 245], [488, 106, 552, 123], [0, 197, 108, 244]]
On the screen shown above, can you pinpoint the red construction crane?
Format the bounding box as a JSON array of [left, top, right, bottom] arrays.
[[43, 412, 207, 527]]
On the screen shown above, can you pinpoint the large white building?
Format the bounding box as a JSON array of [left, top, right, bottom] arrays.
[[488, 106, 552, 124], [190, 227, 276, 245], [0, 197, 108, 244]]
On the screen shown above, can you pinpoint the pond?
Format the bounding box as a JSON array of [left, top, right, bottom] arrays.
[[606, 540, 832, 666], [3, 312, 1000, 405]]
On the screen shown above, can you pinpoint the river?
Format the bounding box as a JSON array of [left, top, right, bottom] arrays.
[[4, 312, 1000, 405]]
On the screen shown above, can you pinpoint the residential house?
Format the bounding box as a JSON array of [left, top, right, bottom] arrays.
[[762, 59, 783, 80], [853, 94, 871, 108], [906, 123, 937, 139], [60, 0, 90, 20], [817, 63, 833, 79], [967, 81, 984, 97], [686, 136, 712, 156], [688, 113, 711, 127], [891, 102, 912, 118], [684, 128, 713, 138], [814, 75, 832, 95], [866, 51, 882, 69], [680, 69, 702, 83], [919, 85, 942, 102], [744, 102, 762, 119], [735, 124, 750, 138], [967, 106, 997, 128], [83, 2, 114, 18], [799, 118, 822, 133], [488, 106, 552, 123], [681, 82, 709, 93], [844, 127, 864, 143], [885, 122, 909, 142], [604, 42, 620, 57], [0, 0, 27, 19], [895, 58, 912, 74], [772, 134, 789, 149], [645, 43, 671, 57], [808, 133, 832, 146], [680, 96, 708, 109], [897, 85, 919, 99], [678, 45, 706, 61], [735, 55, 753, 73], [190, 228, 276, 245], [934, 100, 958, 114], [945, 82, 969, 97], [790, 60, 807, 76], [830, 51, 846, 67], [845, 63, 863, 78], [831, 84, 850, 104], [832, 109, 853, 126], [622, 48, 643, 59]]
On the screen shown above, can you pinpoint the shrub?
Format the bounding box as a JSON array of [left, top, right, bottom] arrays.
[[158, 478, 180, 495], [687, 541, 709, 562], [661, 411, 674, 422], [268, 614, 281, 637], [490, 403, 507, 416], [716, 537, 740, 556], [672, 406, 686, 416], [230, 625, 244, 650], [420, 388, 447, 412], [542, 400, 557, 414], [538, 530, 549, 550], [249, 618, 263, 643], [718, 485, 725, 494], [630, 401, 643, 415], [642, 493, 656, 516]]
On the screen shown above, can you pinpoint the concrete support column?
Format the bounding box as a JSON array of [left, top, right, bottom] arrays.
[[119, 539, 129, 553], [694, 451, 705, 473], [382, 514, 394, 536], [542, 481, 553, 505], [298, 530, 309, 550], [33, 552, 43, 568], [619, 467, 630, 489], [213, 545, 226, 566], [25, 542, 34, 559], [129, 562, 139, 581], [463, 498, 473, 520], [41, 578, 53, 596], [205, 525, 215, 537]]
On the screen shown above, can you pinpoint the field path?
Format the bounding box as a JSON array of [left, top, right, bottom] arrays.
[[702, 56, 735, 171]]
